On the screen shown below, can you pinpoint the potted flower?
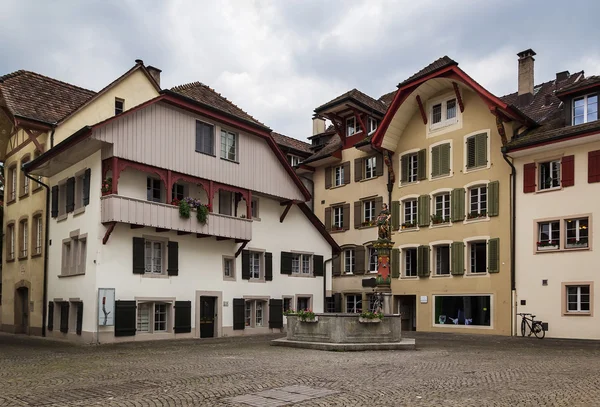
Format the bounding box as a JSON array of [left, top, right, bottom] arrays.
[[467, 210, 487, 220], [177, 197, 210, 224], [431, 214, 449, 225], [566, 237, 588, 249], [359, 310, 384, 323], [401, 221, 416, 229], [537, 240, 559, 251], [297, 309, 317, 322], [101, 178, 112, 196]]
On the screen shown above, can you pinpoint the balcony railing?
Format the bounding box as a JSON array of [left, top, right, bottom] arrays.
[[101, 195, 252, 241]]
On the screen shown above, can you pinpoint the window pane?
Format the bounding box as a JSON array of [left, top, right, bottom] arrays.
[[434, 295, 491, 326], [446, 99, 456, 119], [432, 104, 442, 123], [137, 303, 150, 332]]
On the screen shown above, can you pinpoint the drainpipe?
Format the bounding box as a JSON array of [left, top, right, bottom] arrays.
[[50, 124, 56, 148], [501, 148, 516, 336], [322, 256, 336, 309], [23, 170, 50, 337]]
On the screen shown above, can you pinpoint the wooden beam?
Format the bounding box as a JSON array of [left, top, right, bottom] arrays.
[[102, 222, 117, 245], [216, 237, 230, 241], [453, 82, 464, 113], [235, 239, 248, 243], [323, 112, 345, 143], [196, 233, 210, 238], [347, 105, 367, 135], [280, 202, 293, 223], [495, 110, 508, 146], [23, 128, 44, 153], [235, 240, 249, 258], [130, 224, 144, 229], [177, 231, 191, 235], [415, 95, 427, 125], [155, 228, 169, 233]]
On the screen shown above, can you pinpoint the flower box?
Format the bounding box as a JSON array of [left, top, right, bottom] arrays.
[[401, 222, 417, 230], [467, 212, 487, 220], [537, 244, 559, 251], [566, 242, 588, 249], [358, 317, 382, 324], [300, 317, 319, 323]]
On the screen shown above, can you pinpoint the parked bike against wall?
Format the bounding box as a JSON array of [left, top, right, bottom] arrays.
[[518, 313, 545, 339]]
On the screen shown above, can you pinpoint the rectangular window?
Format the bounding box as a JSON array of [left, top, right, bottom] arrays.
[[249, 252, 261, 279], [147, 178, 161, 202], [8, 166, 16, 202], [137, 301, 171, 333], [283, 298, 292, 313], [573, 94, 598, 125], [430, 97, 458, 130], [368, 117, 378, 135], [469, 186, 487, 217], [297, 297, 310, 311], [220, 129, 237, 161], [301, 255, 311, 274], [245, 301, 252, 327], [537, 221, 560, 250], [223, 257, 234, 278], [255, 302, 264, 326], [404, 248, 417, 277], [435, 245, 450, 275], [432, 103, 442, 124], [434, 295, 491, 326], [325, 297, 335, 313], [363, 200, 375, 223], [566, 285, 590, 313], [365, 156, 376, 179], [62, 240, 73, 275], [33, 215, 43, 255], [21, 157, 30, 196], [469, 242, 487, 274], [218, 190, 233, 216], [333, 206, 343, 229], [403, 199, 418, 227], [434, 193, 451, 223], [346, 116, 361, 136], [405, 153, 418, 183], [154, 303, 167, 332], [346, 294, 362, 313], [368, 246, 378, 272], [288, 155, 301, 167], [334, 165, 344, 187], [115, 98, 124, 115], [137, 303, 150, 332], [344, 249, 355, 274], [144, 240, 163, 274], [466, 133, 488, 169], [19, 219, 28, 258], [566, 218, 589, 248], [196, 121, 215, 155], [251, 198, 259, 219], [7, 224, 15, 261], [446, 99, 457, 120], [539, 160, 561, 190], [172, 184, 184, 201]]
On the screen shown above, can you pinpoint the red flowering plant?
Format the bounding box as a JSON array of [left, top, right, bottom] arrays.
[[537, 240, 558, 248], [101, 178, 112, 195]]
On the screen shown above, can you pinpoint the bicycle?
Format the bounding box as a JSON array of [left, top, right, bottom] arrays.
[[517, 313, 545, 339]]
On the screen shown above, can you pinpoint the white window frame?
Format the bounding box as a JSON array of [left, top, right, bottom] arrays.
[[427, 92, 462, 137], [346, 116, 361, 136], [333, 206, 343, 229], [402, 198, 418, 229], [537, 220, 560, 250], [137, 300, 173, 334], [407, 153, 418, 183], [363, 200, 375, 223], [344, 249, 355, 274], [144, 240, 164, 274], [433, 193, 451, 223], [428, 139, 453, 181], [565, 218, 589, 249], [346, 294, 362, 313], [463, 129, 491, 173], [244, 299, 268, 327], [469, 185, 487, 218], [538, 160, 561, 190], [147, 177, 162, 203], [19, 219, 28, 258], [367, 246, 378, 273], [468, 240, 487, 274], [291, 253, 313, 275], [34, 215, 43, 255], [8, 166, 16, 202], [433, 243, 451, 276], [289, 154, 301, 167], [368, 117, 378, 135], [572, 93, 598, 125], [115, 98, 124, 115], [249, 251, 262, 279], [402, 246, 418, 278], [365, 156, 376, 179], [7, 223, 15, 261], [220, 129, 238, 161], [223, 256, 235, 280], [566, 285, 591, 313], [334, 165, 344, 187]]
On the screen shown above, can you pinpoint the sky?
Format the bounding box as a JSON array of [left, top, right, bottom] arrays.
[[1, 0, 599, 141]]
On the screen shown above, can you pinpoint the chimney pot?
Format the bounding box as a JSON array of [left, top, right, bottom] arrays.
[[517, 49, 536, 106], [312, 116, 326, 136], [135, 59, 144, 65], [146, 65, 162, 88], [556, 71, 570, 82]]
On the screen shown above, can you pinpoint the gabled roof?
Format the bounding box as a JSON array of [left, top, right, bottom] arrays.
[[398, 56, 457, 87], [171, 82, 266, 128], [271, 132, 312, 155], [302, 134, 343, 165], [556, 75, 600, 97], [0, 70, 96, 124], [314, 88, 387, 115], [378, 90, 397, 107]]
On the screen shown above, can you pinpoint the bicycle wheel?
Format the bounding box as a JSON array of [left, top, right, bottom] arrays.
[[533, 323, 545, 339], [520, 319, 527, 337]]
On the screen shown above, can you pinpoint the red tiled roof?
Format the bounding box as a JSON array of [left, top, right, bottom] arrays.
[[271, 132, 312, 155], [556, 75, 600, 96], [315, 88, 387, 115], [0, 70, 96, 124], [398, 56, 457, 87], [303, 133, 343, 164]]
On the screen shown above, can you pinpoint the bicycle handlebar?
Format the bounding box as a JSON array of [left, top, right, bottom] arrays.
[[517, 313, 532, 316]]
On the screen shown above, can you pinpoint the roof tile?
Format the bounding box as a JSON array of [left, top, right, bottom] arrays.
[[398, 56, 457, 87], [315, 88, 387, 115], [271, 132, 312, 155]]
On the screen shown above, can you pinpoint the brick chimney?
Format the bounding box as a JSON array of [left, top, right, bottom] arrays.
[[147, 65, 162, 88], [312, 116, 325, 136], [517, 49, 536, 106]]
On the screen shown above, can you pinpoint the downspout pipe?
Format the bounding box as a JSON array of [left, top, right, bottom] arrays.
[[323, 256, 335, 309], [501, 148, 516, 335]]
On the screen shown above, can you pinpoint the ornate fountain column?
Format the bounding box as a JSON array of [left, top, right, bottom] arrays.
[[374, 204, 394, 314]]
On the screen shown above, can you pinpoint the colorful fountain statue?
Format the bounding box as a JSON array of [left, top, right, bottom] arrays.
[[373, 203, 394, 287]]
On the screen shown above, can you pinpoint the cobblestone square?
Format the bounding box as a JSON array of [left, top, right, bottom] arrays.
[[1, 332, 599, 406]]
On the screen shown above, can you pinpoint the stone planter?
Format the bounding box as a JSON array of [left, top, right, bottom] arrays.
[[299, 316, 319, 323], [358, 317, 382, 324]]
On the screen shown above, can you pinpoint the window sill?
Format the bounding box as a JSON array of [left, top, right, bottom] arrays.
[[220, 157, 239, 165], [330, 184, 347, 190], [31, 252, 42, 258], [142, 273, 169, 279], [6, 258, 15, 263], [536, 246, 590, 253], [399, 181, 420, 188], [329, 229, 347, 234], [223, 276, 236, 282], [464, 165, 489, 174], [290, 273, 315, 278], [535, 247, 560, 253], [57, 214, 68, 223], [6, 199, 16, 206], [73, 207, 86, 217], [58, 273, 86, 278], [19, 192, 30, 200], [400, 226, 419, 233], [252, 217, 261, 221], [430, 222, 452, 229], [401, 276, 418, 279], [464, 217, 490, 225], [535, 186, 562, 194], [18, 255, 29, 261], [341, 273, 354, 277], [33, 186, 43, 194], [360, 176, 380, 182], [357, 225, 376, 230], [465, 272, 488, 277], [563, 312, 592, 317], [432, 274, 451, 278], [564, 246, 590, 251], [249, 278, 266, 283], [430, 173, 453, 182]]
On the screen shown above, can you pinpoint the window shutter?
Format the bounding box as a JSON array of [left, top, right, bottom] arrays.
[[431, 145, 441, 177], [59, 303, 69, 333], [391, 248, 400, 279], [450, 188, 465, 222], [114, 300, 137, 337], [391, 201, 400, 230], [167, 241, 179, 276], [488, 238, 500, 273], [418, 195, 430, 227], [333, 293, 342, 312], [324, 207, 332, 231], [400, 155, 409, 183], [66, 177, 75, 213], [313, 255, 324, 276], [376, 154, 384, 177], [75, 302, 84, 335], [342, 203, 350, 230], [354, 246, 366, 275], [265, 252, 273, 281], [51, 185, 59, 218], [440, 143, 451, 175], [588, 150, 600, 183], [82, 168, 91, 206], [280, 251, 293, 274], [47, 302, 54, 331], [561, 155, 575, 187], [523, 163, 536, 193], [466, 136, 476, 168], [488, 181, 500, 217], [417, 149, 427, 180], [132, 237, 145, 274], [268, 299, 284, 329], [354, 201, 362, 229], [451, 242, 464, 276], [374, 196, 383, 216], [354, 158, 363, 182], [475, 133, 488, 167], [417, 245, 430, 277], [343, 161, 351, 184], [332, 254, 341, 276], [174, 300, 192, 333], [325, 167, 332, 189], [233, 298, 245, 330], [241, 250, 250, 280]]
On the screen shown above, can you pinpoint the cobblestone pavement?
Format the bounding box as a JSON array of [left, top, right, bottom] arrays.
[[1, 332, 600, 406]]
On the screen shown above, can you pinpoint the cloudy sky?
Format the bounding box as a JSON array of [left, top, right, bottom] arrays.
[[1, 0, 599, 140]]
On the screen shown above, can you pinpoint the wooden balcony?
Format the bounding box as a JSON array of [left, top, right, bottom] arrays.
[[101, 195, 252, 241]]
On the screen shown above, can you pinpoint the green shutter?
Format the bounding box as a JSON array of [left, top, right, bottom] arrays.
[[431, 145, 440, 177], [466, 137, 476, 169], [451, 242, 464, 275], [487, 181, 499, 217], [418, 195, 430, 227], [391, 248, 400, 279], [417, 149, 427, 180], [417, 245, 430, 277], [450, 188, 465, 222], [400, 155, 409, 183], [488, 238, 500, 273], [391, 201, 400, 230], [440, 143, 451, 175], [475, 133, 488, 168]]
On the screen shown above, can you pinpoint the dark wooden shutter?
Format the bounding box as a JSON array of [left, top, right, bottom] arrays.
[[588, 150, 600, 183], [475, 133, 488, 168], [523, 163, 536, 193], [132, 237, 145, 274], [417, 245, 430, 277], [233, 298, 245, 330], [466, 136, 476, 168], [417, 149, 427, 180], [400, 155, 409, 183], [75, 302, 83, 335], [450, 188, 465, 222], [66, 177, 75, 213], [174, 301, 192, 333], [354, 246, 366, 275], [114, 300, 137, 337], [354, 158, 363, 182], [167, 241, 179, 276], [51, 185, 59, 218], [280, 251, 293, 274], [342, 203, 350, 230], [47, 302, 54, 331], [83, 168, 91, 206], [313, 255, 324, 276], [375, 154, 384, 176], [431, 145, 441, 177], [391, 201, 400, 230], [332, 254, 341, 276], [324, 207, 332, 231], [241, 250, 250, 280], [265, 252, 273, 281], [391, 248, 400, 278], [354, 201, 362, 228], [343, 161, 351, 185], [561, 155, 575, 187], [268, 299, 283, 329], [325, 167, 332, 189], [488, 238, 500, 273], [451, 242, 464, 276], [488, 181, 500, 217], [374, 196, 383, 216], [60, 302, 69, 333], [333, 293, 342, 312], [418, 195, 430, 227]]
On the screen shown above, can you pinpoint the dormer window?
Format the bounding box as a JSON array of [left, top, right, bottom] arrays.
[[288, 154, 301, 167], [431, 97, 457, 130], [368, 117, 378, 135], [573, 93, 598, 125], [115, 98, 124, 115], [346, 116, 362, 136]]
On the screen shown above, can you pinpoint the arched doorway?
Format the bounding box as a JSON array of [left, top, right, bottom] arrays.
[[14, 286, 30, 334]]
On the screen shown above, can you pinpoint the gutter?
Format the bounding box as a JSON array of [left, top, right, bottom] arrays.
[[501, 148, 517, 336]]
